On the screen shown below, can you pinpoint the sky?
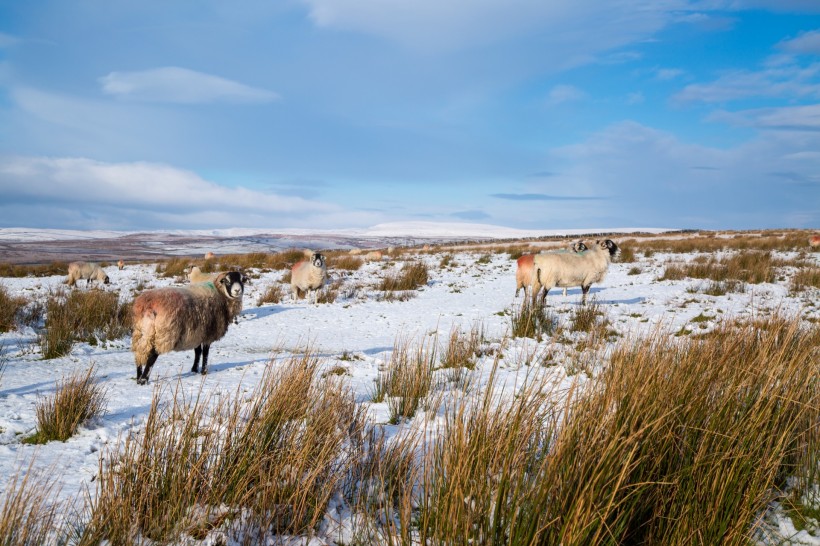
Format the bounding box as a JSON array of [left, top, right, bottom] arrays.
[[0, 0, 819, 232]]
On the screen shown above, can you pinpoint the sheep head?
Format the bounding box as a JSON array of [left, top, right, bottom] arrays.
[[311, 253, 326, 269], [215, 271, 245, 299], [595, 239, 620, 257]]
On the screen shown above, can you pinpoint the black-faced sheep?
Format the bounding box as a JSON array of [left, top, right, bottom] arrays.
[[67, 261, 110, 288], [131, 271, 246, 385], [291, 252, 327, 304], [531, 239, 619, 305], [515, 241, 587, 298]]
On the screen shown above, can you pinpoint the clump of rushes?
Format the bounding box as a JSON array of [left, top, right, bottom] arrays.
[[440, 323, 483, 369], [0, 284, 29, 332], [0, 462, 67, 544], [332, 255, 364, 271], [791, 266, 820, 293], [82, 351, 364, 544], [257, 283, 284, 305], [39, 289, 131, 359], [25, 367, 107, 444], [155, 257, 189, 279], [510, 296, 554, 340], [379, 261, 429, 292], [372, 337, 436, 423]]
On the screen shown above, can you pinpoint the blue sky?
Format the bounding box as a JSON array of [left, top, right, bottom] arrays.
[[0, 0, 819, 231]]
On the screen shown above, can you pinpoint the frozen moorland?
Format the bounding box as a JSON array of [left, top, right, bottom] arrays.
[[0, 228, 818, 544]]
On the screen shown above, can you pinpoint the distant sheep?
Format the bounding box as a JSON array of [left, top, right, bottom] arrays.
[[187, 266, 217, 284], [117, 259, 125, 270], [515, 241, 587, 298], [131, 271, 246, 384], [291, 252, 327, 304], [349, 249, 362, 256], [67, 261, 110, 288], [531, 239, 619, 305], [811, 235, 820, 249], [204, 252, 216, 259], [365, 250, 383, 262]]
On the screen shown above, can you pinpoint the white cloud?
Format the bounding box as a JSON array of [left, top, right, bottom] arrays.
[[99, 67, 279, 104], [707, 103, 820, 131], [778, 29, 820, 55], [543, 121, 820, 228], [300, 0, 688, 53], [673, 62, 820, 103], [656, 68, 684, 80], [0, 156, 343, 230], [545, 84, 586, 106]]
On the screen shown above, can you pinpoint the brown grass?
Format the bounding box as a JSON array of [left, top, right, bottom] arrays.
[[660, 251, 795, 285], [257, 283, 284, 305], [510, 296, 555, 340], [24, 367, 107, 444], [0, 461, 66, 545], [379, 261, 429, 292], [39, 289, 132, 359], [791, 266, 820, 293], [0, 261, 69, 278], [331, 255, 363, 271], [0, 284, 30, 333], [371, 337, 436, 424], [440, 323, 484, 370]]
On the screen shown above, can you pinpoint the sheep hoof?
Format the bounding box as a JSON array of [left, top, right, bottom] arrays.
[[136, 377, 148, 385]]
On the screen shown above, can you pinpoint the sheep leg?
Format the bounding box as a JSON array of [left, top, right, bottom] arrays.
[[137, 350, 159, 385], [200, 344, 210, 375], [192, 345, 202, 373], [581, 284, 591, 305]]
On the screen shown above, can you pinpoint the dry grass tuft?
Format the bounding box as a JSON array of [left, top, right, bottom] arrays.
[[0, 284, 30, 333], [379, 261, 429, 292], [24, 367, 107, 444], [39, 289, 131, 359], [791, 266, 820, 293], [257, 282, 285, 305], [0, 262, 69, 278], [510, 296, 555, 340], [0, 462, 66, 545], [372, 337, 436, 424], [440, 323, 484, 369], [331, 255, 364, 271]]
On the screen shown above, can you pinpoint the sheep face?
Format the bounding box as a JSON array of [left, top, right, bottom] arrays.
[[311, 253, 326, 269], [595, 239, 619, 257], [571, 241, 588, 253], [104, 275, 110, 284], [218, 271, 246, 299]]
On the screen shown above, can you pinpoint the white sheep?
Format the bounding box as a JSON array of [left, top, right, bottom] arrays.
[[531, 239, 619, 305], [131, 271, 246, 384], [291, 252, 327, 304], [365, 250, 383, 262], [66, 261, 110, 288], [187, 265, 217, 284], [515, 241, 587, 298], [117, 259, 125, 270]]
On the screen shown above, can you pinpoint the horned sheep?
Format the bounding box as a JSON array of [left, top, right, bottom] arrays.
[[131, 271, 246, 384], [67, 261, 110, 288], [531, 239, 619, 305], [515, 241, 587, 298], [291, 252, 327, 304]]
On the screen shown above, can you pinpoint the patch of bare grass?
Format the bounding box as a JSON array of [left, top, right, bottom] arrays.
[[510, 296, 555, 340], [0, 462, 66, 545], [791, 266, 820, 293], [371, 337, 436, 424], [440, 323, 483, 370], [0, 284, 29, 332], [257, 283, 284, 305], [332, 255, 363, 271]]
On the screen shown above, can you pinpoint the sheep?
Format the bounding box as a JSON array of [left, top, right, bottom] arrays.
[[204, 251, 216, 259], [515, 241, 588, 298], [117, 259, 125, 270], [531, 239, 619, 305], [365, 250, 383, 262], [131, 271, 246, 384], [67, 261, 110, 288], [291, 252, 327, 304], [810, 235, 820, 249], [349, 249, 362, 256], [187, 265, 218, 284]]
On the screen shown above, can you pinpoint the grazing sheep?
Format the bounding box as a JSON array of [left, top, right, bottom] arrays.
[[811, 235, 820, 249], [365, 250, 383, 262], [349, 249, 362, 256], [131, 271, 246, 384], [67, 261, 110, 288], [515, 242, 588, 298], [204, 252, 216, 259], [117, 259, 125, 271], [187, 266, 217, 284], [531, 239, 619, 305], [291, 252, 327, 304]]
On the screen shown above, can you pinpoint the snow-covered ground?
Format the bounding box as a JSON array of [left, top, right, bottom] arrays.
[[0, 235, 818, 544]]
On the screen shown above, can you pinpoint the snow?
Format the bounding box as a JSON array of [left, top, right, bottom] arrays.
[[0, 232, 818, 543]]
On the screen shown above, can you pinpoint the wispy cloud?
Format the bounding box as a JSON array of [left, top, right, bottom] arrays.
[[673, 62, 820, 103], [0, 32, 18, 48], [707, 103, 820, 132], [545, 84, 586, 106], [0, 156, 341, 230], [656, 68, 684, 80], [99, 67, 279, 104], [491, 193, 604, 201], [777, 29, 820, 55]]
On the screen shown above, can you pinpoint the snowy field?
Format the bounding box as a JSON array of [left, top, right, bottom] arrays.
[[0, 230, 818, 544]]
